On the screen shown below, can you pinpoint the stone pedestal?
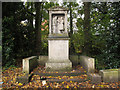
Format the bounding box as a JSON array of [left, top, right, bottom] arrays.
[[46, 38, 72, 71]]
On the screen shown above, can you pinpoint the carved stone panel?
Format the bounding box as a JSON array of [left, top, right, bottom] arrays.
[[52, 14, 65, 34]]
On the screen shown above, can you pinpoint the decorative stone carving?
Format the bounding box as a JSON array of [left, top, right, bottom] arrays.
[[52, 15, 65, 34], [48, 6, 68, 38]]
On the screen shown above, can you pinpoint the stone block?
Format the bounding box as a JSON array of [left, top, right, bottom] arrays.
[[88, 73, 101, 84], [46, 60, 72, 71], [80, 56, 95, 73], [46, 38, 72, 71], [48, 38, 69, 62], [16, 74, 33, 84], [23, 56, 38, 74], [99, 69, 119, 82]]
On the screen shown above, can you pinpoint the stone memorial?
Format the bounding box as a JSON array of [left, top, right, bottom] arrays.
[[45, 6, 72, 71]]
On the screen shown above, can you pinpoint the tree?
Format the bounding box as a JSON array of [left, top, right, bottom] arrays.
[[100, 2, 120, 69], [69, 2, 73, 37], [83, 2, 91, 56], [35, 2, 42, 56], [2, 2, 24, 66]]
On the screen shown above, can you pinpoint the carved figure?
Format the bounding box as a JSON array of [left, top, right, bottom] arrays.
[[57, 16, 64, 33], [52, 16, 57, 33], [52, 15, 64, 34]]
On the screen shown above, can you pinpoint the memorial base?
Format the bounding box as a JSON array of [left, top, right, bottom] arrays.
[[45, 60, 72, 71], [45, 37, 72, 72]]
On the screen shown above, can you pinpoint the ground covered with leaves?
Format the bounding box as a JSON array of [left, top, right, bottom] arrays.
[[1, 65, 120, 89]]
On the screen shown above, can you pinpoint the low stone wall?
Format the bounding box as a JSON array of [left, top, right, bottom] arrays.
[[99, 69, 119, 82], [80, 56, 95, 73], [38, 56, 48, 66], [69, 55, 80, 65], [23, 56, 38, 74], [37, 55, 95, 73]]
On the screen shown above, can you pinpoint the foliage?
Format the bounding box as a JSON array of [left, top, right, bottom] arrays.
[[91, 2, 120, 69], [2, 2, 58, 67], [41, 20, 49, 55], [2, 2, 35, 67], [72, 2, 120, 69], [2, 16, 15, 66], [72, 29, 84, 54], [97, 2, 120, 69]]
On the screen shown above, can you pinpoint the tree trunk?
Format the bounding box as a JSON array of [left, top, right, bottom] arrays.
[[69, 2, 75, 54], [30, 2, 33, 28], [83, 2, 91, 56], [69, 2, 73, 37], [35, 2, 42, 56]]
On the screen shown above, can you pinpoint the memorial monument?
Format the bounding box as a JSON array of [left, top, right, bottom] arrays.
[[45, 6, 72, 71]]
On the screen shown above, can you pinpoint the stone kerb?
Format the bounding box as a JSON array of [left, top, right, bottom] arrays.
[[80, 56, 95, 73], [99, 69, 119, 82], [23, 56, 38, 74]]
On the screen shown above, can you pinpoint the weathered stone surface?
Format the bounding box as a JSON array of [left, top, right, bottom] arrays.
[[46, 60, 72, 71], [80, 56, 95, 73], [48, 39, 69, 62], [48, 6, 69, 11], [69, 55, 79, 65], [16, 74, 33, 84], [23, 56, 38, 74], [48, 7, 68, 37], [88, 73, 101, 84], [46, 78, 87, 83], [34, 70, 86, 76], [38, 55, 80, 66], [38, 56, 48, 66], [45, 7, 72, 71], [99, 69, 119, 82], [46, 38, 72, 71]]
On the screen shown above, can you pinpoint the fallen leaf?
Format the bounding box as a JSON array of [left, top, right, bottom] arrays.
[[66, 85, 69, 88], [92, 85, 94, 88], [18, 83, 23, 86]]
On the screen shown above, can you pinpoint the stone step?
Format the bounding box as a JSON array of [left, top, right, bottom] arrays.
[[34, 70, 86, 76], [33, 78, 88, 83], [46, 78, 87, 83]]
